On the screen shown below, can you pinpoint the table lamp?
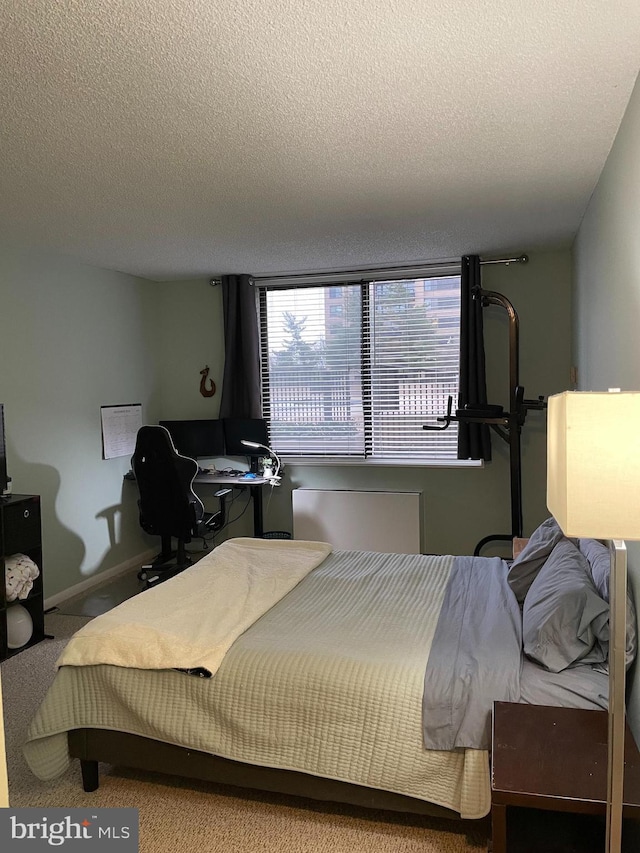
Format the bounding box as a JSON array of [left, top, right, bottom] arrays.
[[240, 440, 282, 485], [546, 390, 640, 853]]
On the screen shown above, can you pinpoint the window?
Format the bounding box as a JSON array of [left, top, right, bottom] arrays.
[[258, 273, 460, 462]]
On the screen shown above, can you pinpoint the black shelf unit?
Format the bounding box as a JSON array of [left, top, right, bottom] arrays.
[[0, 493, 45, 660]]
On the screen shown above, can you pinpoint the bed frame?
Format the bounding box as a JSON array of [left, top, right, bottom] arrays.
[[67, 728, 459, 819]]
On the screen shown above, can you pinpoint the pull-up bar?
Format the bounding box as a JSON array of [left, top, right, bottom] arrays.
[[424, 285, 545, 556]]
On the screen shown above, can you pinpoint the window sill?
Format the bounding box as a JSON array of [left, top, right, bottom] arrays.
[[280, 457, 484, 469]]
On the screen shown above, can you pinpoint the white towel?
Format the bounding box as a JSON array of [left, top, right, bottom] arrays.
[[5, 552, 40, 601]]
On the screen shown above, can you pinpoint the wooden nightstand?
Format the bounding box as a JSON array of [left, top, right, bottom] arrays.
[[491, 702, 640, 852]]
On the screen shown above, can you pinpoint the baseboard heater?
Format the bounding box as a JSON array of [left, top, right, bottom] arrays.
[[292, 489, 423, 554]]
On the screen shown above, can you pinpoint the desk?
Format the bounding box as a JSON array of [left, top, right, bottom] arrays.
[[194, 473, 270, 538]]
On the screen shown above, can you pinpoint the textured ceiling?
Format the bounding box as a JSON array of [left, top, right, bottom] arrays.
[[1, 1, 640, 281]]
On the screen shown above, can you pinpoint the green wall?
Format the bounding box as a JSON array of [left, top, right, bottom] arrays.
[[152, 279, 225, 421], [0, 248, 159, 598], [0, 244, 572, 596], [573, 70, 640, 737]]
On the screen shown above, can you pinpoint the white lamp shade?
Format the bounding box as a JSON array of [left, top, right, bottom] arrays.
[[547, 391, 640, 539]]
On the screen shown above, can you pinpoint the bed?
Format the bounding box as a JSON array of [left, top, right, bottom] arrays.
[[24, 521, 632, 822]]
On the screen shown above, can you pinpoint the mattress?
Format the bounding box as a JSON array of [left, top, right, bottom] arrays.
[[25, 549, 490, 819]]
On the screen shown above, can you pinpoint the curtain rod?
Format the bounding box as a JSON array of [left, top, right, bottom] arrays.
[[479, 254, 528, 266], [209, 253, 528, 287]]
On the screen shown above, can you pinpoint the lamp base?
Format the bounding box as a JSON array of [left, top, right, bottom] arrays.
[[606, 539, 627, 853]]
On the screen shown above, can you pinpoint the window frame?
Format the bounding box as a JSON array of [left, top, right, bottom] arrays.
[[256, 264, 481, 468]]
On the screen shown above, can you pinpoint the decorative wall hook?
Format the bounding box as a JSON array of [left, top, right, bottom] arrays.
[[199, 366, 216, 398]]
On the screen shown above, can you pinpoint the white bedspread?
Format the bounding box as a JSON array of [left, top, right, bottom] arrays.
[[56, 537, 332, 676]]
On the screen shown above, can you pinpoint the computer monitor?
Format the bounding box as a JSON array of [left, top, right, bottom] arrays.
[[223, 418, 269, 473], [158, 419, 225, 460]]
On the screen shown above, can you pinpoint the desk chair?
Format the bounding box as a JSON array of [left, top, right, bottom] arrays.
[[131, 425, 230, 584]]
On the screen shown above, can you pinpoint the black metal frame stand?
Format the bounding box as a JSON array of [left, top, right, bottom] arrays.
[[425, 288, 546, 555]]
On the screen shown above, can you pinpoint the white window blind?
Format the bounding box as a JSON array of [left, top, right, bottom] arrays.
[[259, 274, 460, 462]]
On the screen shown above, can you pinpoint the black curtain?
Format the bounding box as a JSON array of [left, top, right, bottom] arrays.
[[219, 274, 262, 419], [457, 255, 492, 461]]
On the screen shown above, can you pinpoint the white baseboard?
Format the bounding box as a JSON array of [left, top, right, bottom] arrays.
[[44, 548, 157, 611]]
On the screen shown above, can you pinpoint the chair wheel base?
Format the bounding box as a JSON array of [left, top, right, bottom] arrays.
[[137, 566, 151, 581], [142, 564, 189, 589]]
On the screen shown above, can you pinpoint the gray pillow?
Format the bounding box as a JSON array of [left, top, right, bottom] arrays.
[[522, 538, 609, 673], [508, 517, 568, 604], [578, 537, 637, 669]]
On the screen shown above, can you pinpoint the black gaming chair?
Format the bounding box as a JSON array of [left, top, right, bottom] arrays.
[[131, 425, 229, 585]]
